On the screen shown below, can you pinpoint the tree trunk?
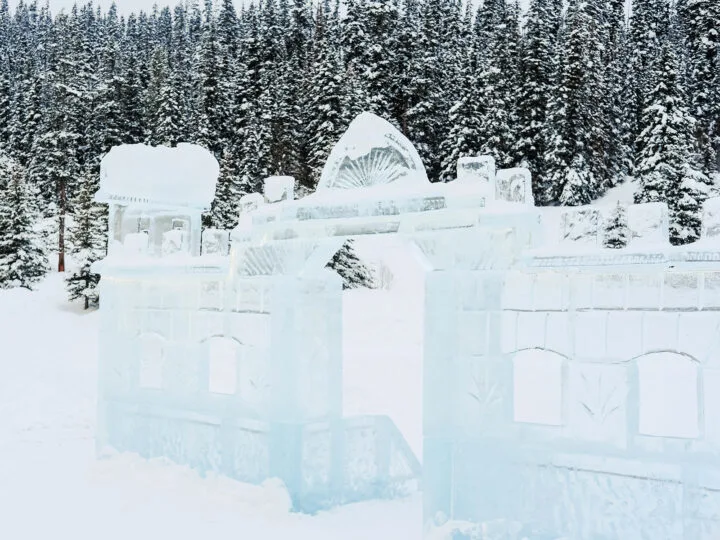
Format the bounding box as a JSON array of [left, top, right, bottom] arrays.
[[58, 179, 66, 273]]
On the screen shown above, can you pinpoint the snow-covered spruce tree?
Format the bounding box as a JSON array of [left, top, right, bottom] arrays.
[[209, 146, 243, 230], [543, 0, 605, 205], [677, 0, 720, 172], [634, 40, 712, 244], [305, 1, 346, 188], [515, 0, 563, 197], [65, 167, 106, 309], [0, 156, 49, 290], [475, 0, 522, 169], [604, 202, 629, 248], [326, 240, 374, 290]]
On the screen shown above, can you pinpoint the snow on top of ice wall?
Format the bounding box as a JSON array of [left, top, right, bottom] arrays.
[[97, 143, 219, 210]]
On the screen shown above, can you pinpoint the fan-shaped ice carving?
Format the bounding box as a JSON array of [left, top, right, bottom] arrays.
[[317, 112, 429, 190]]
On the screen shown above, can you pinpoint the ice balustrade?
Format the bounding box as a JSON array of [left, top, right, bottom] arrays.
[[94, 115, 720, 535]]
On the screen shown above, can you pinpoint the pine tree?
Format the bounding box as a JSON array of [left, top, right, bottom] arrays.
[[326, 240, 374, 290], [604, 202, 629, 248], [209, 146, 243, 230], [635, 40, 711, 244], [0, 154, 49, 290], [66, 166, 106, 309], [543, 0, 605, 205], [516, 0, 563, 198], [305, 2, 346, 188], [677, 0, 720, 172]]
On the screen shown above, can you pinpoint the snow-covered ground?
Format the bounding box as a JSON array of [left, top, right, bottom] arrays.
[[0, 248, 424, 539]]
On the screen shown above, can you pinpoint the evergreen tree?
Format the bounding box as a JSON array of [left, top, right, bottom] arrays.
[[677, 0, 720, 172], [604, 202, 629, 248], [66, 165, 106, 309], [305, 2, 346, 188], [326, 240, 374, 290], [543, 0, 605, 205], [635, 41, 711, 244], [516, 0, 563, 198], [0, 154, 49, 290]]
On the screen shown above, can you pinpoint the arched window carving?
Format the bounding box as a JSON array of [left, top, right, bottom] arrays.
[[138, 333, 165, 389], [636, 352, 699, 439], [206, 337, 240, 395], [513, 349, 566, 426]]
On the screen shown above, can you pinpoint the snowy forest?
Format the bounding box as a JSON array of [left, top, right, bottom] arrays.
[[0, 0, 718, 305]]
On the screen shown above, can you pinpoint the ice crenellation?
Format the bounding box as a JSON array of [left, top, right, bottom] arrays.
[[93, 112, 720, 538]]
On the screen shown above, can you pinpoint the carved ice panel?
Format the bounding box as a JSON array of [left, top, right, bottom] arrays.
[[513, 349, 564, 426], [637, 352, 699, 439], [560, 207, 600, 247], [627, 203, 669, 248], [495, 168, 533, 206]]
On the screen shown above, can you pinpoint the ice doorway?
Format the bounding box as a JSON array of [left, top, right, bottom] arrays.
[[342, 236, 426, 461]]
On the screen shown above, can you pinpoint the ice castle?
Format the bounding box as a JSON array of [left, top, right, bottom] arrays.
[[95, 112, 720, 538]]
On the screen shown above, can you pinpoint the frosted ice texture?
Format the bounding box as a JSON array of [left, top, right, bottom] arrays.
[[317, 112, 429, 190], [201, 228, 230, 256], [495, 168, 533, 206], [264, 176, 295, 203], [627, 202, 669, 248], [456, 156, 495, 194], [703, 197, 720, 241], [559, 206, 601, 247]]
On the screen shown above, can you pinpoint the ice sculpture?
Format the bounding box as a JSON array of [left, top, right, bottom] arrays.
[[495, 168, 533, 205], [457, 156, 495, 191], [97, 144, 218, 258], [317, 112, 429, 190], [264, 176, 295, 203], [94, 119, 720, 537], [703, 197, 720, 241], [627, 202, 669, 248], [201, 228, 230, 256], [559, 206, 601, 247], [94, 130, 423, 515]]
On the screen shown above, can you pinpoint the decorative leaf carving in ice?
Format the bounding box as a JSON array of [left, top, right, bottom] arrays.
[[317, 112, 429, 190], [578, 371, 622, 425]]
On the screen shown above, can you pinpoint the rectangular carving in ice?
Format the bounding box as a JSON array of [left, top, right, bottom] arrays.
[[202, 228, 230, 256], [627, 202, 669, 248], [513, 349, 564, 426], [495, 168, 533, 206], [264, 176, 295, 203], [207, 338, 238, 395], [162, 229, 187, 255], [559, 207, 600, 247], [457, 156, 495, 189], [664, 272, 699, 310], [637, 352, 699, 439], [703, 197, 720, 241]]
